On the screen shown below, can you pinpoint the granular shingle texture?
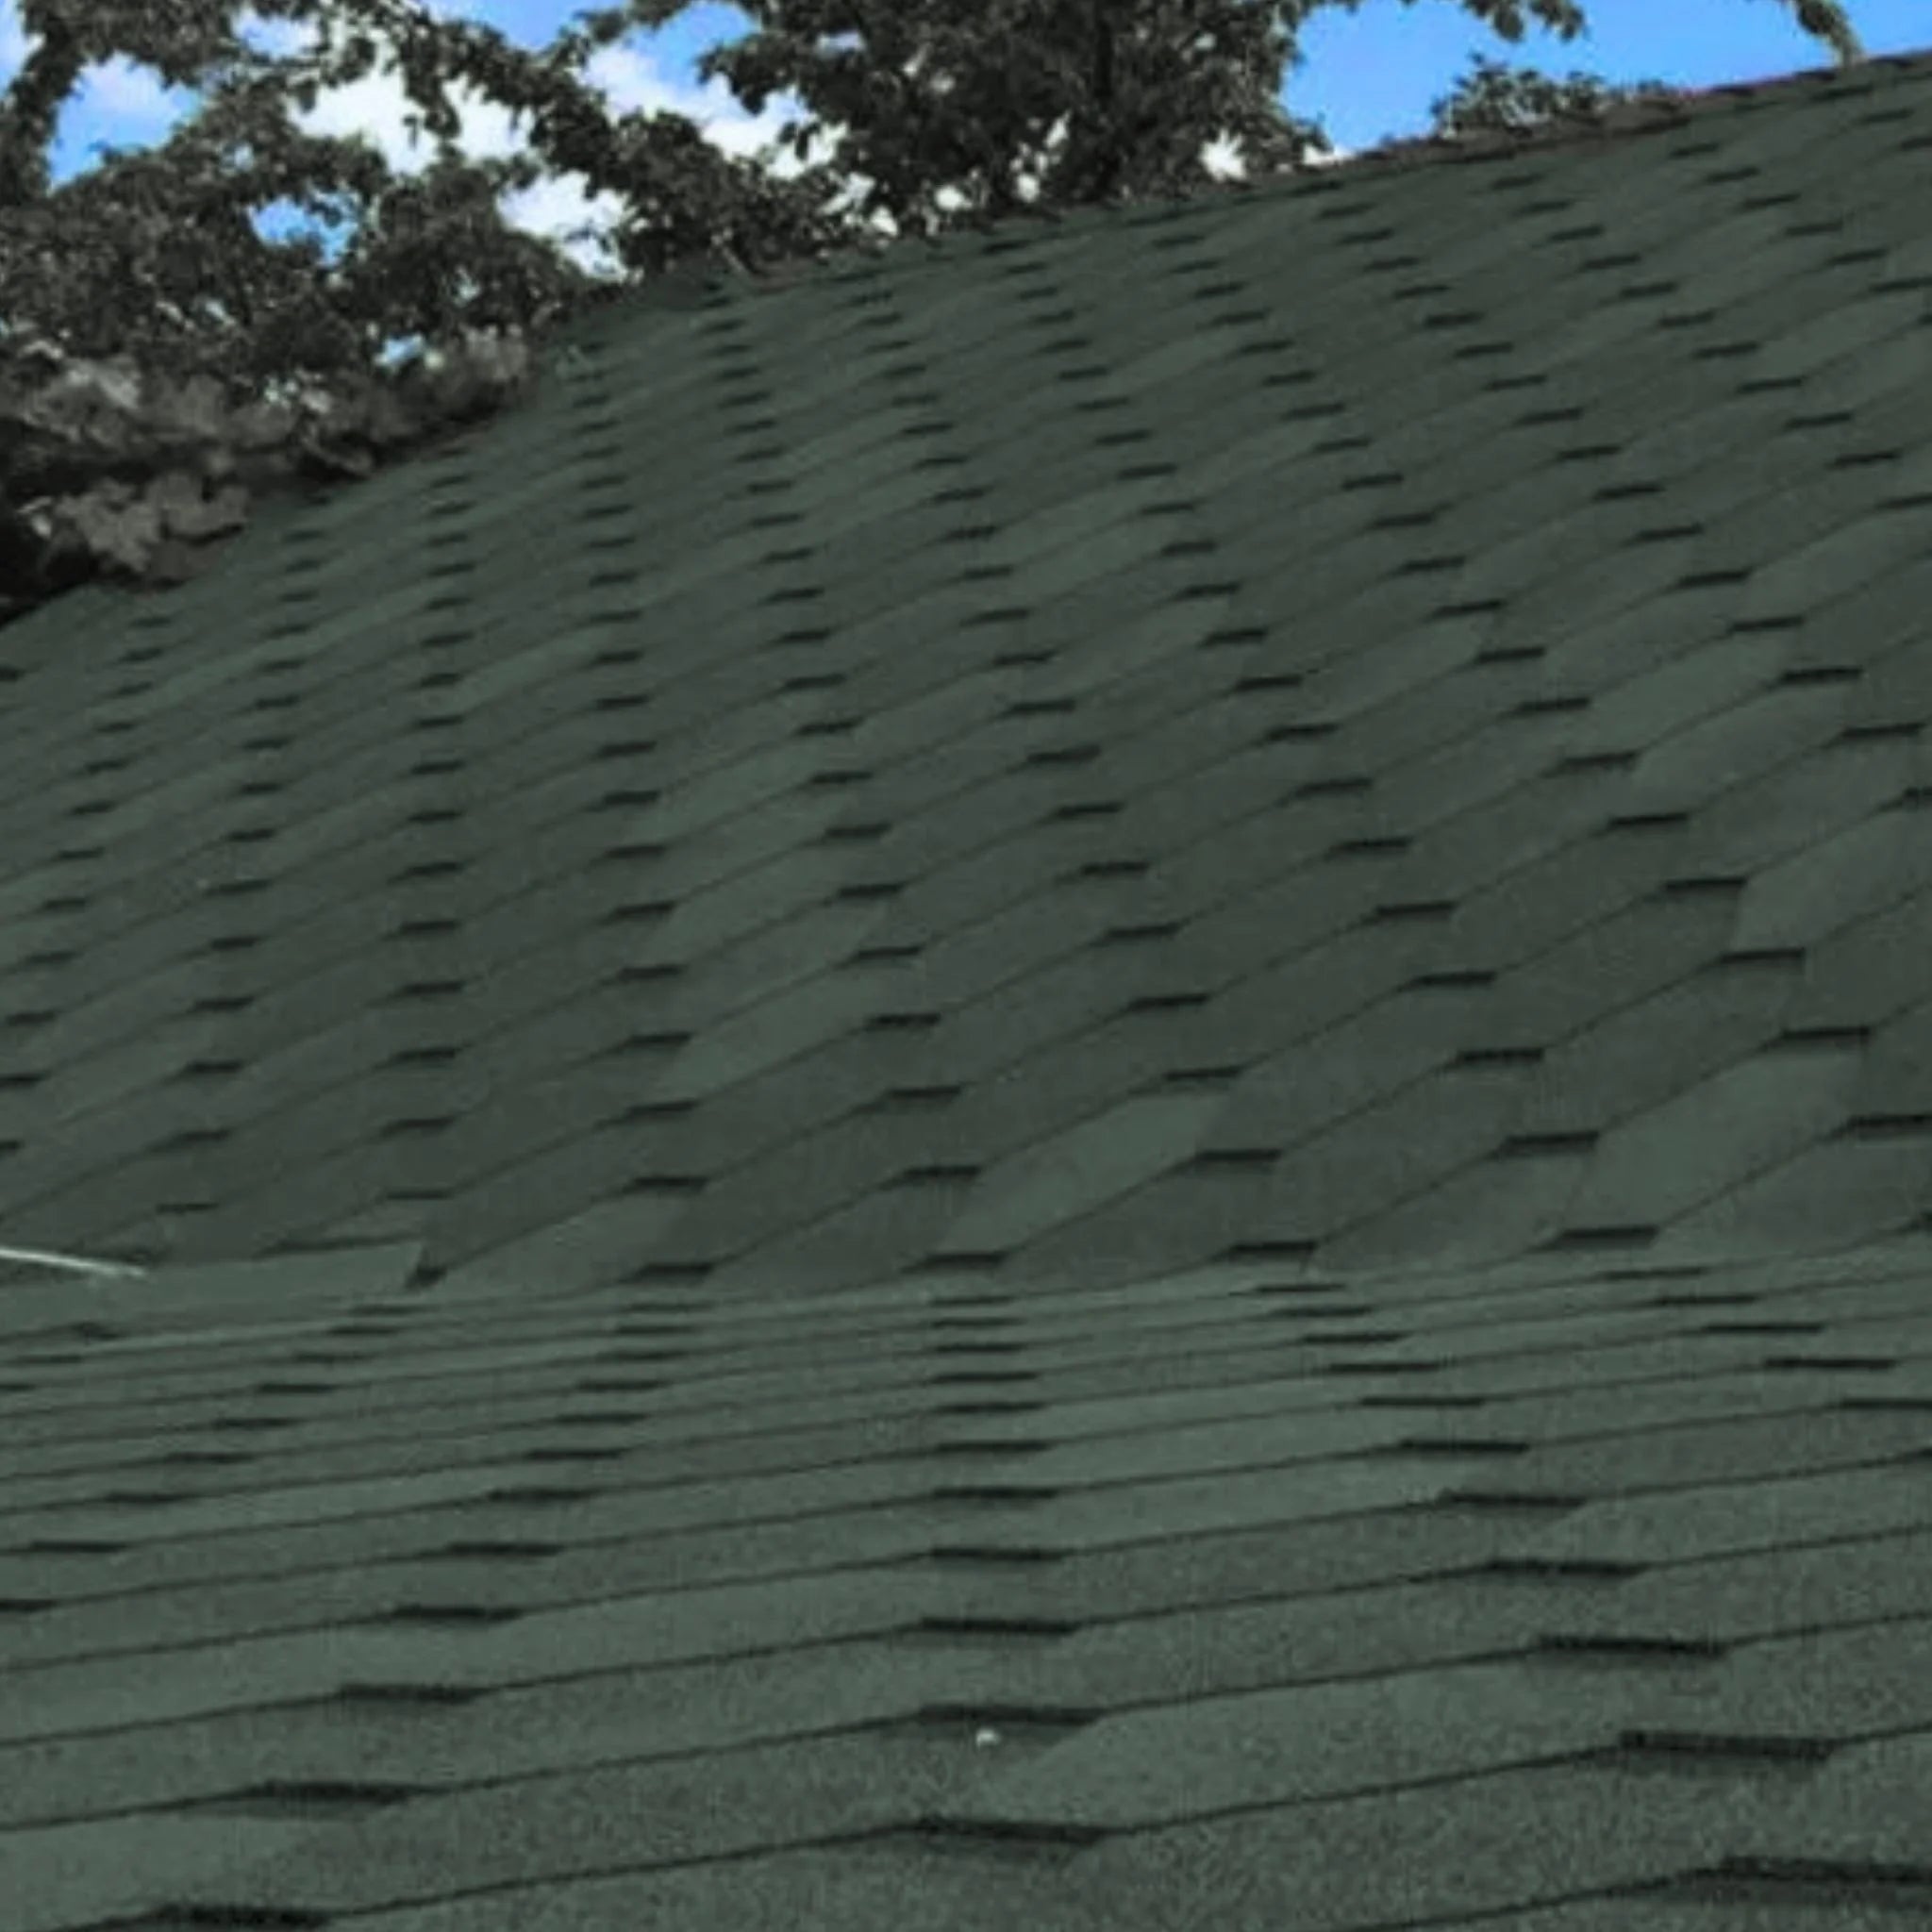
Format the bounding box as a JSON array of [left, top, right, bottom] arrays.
[[5, 45, 1932, 1932]]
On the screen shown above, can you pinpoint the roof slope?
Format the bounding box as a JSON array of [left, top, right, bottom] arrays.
[[6, 45, 1932, 1932]]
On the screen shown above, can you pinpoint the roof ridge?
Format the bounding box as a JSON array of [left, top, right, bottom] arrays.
[[1318, 41, 1907, 174], [604, 41, 1931, 320]]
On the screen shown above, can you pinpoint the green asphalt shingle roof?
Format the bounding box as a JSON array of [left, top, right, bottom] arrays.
[[7, 45, 1932, 1932]]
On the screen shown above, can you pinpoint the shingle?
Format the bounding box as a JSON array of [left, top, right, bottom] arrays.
[[6, 45, 1932, 1932]]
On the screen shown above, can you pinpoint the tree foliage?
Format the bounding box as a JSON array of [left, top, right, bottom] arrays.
[[1424, 51, 1671, 135], [0, 0, 1869, 627]]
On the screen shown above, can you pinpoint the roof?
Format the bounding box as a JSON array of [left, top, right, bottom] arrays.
[[6, 42, 1932, 1932]]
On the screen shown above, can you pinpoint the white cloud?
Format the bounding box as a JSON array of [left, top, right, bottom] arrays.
[[70, 55, 176, 127]]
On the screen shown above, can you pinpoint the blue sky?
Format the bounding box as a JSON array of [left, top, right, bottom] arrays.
[[1, 0, 1925, 373]]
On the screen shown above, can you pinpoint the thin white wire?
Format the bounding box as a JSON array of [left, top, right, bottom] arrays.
[[0, 1245, 149, 1278]]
